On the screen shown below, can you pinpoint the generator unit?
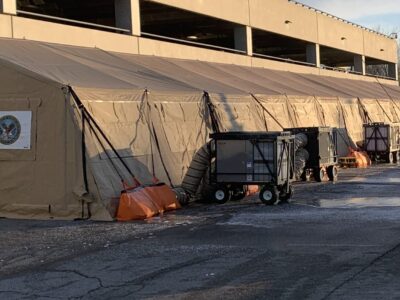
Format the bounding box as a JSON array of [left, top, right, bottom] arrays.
[[285, 126, 338, 182], [209, 131, 295, 205], [363, 122, 400, 163]]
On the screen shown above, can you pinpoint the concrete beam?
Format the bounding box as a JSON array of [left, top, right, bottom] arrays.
[[0, 0, 16, 15], [115, 0, 141, 36], [354, 55, 366, 75], [306, 43, 320, 67], [234, 25, 252, 56]]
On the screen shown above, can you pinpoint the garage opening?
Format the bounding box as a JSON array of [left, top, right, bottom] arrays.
[[252, 28, 313, 66], [139, 0, 247, 54], [16, 0, 127, 33], [320, 46, 357, 73], [366, 57, 396, 79]]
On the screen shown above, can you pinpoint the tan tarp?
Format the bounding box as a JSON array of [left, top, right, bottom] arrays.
[[1, 37, 400, 220]]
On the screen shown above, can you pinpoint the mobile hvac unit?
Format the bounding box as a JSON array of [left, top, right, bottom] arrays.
[[363, 122, 400, 163], [209, 132, 295, 205]]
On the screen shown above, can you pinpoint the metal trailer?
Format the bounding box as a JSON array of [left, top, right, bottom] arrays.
[[285, 127, 338, 182], [363, 122, 400, 163], [209, 131, 295, 205]]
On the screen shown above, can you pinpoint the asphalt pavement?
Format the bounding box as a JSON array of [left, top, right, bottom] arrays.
[[1, 165, 400, 299]]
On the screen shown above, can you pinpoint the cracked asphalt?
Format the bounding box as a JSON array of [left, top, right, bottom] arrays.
[[1, 165, 400, 299]]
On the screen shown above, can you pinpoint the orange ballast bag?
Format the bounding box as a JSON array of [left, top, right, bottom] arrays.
[[246, 185, 260, 196], [117, 182, 181, 221], [117, 187, 161, 221], [144, 182, 181, 212], [348, 148, 371, 168]]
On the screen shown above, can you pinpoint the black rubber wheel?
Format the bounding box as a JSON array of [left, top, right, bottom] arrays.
[[212, 186, 231, 204], [327, 165, 339, 182], [279, 184, 294, 202], [387, 152, 394, 164], [315, 168, 325, 182], [395, 152, 400, 163], [301, 170, 311, 182], [259, 185, 278, 205]]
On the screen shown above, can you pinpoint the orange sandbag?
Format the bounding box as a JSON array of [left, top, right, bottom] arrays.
[[359, 150, 372, 166], [348, 148, 371, 168], [246, 185, 260, 196], [116, 182, 181, 221], [117, 187, 162, 221], [143, 183, 181, 212]]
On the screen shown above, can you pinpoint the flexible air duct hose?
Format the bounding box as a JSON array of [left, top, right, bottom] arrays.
[[294, 133, 308, 151], [181, 143, 210, 197], [294, 133, 309, 180], [294, 148, 310, 180]]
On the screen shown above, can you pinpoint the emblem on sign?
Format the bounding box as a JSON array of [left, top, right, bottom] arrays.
[[0, 115, 22, 145]]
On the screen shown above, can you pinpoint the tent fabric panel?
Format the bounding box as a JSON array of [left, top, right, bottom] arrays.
[[44, 43, 197, 92], [85, 100, 153, 157], [250, 68, 342, 97], [252, 95, 294, 131], [148, 93, 210, 185], [360, 98, 391, 123], [119, 55, 247, 94], [0, 38, 400, 100], [339, 98, 365, 146], [0, 39, 138, 89], [314, 97, 342, 128], [208, 94, 265, 132], [286, 96, 324, 128], [73, 87, 145, 102], [150, 93, 209, 153], [391, 100, 400, 122], [375, 99, 400, 123]]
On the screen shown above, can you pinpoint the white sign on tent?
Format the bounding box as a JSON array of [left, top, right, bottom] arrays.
[[0, 111, 32, 150]]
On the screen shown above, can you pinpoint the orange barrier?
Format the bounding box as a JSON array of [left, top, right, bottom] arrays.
[[347, 148, 371, 168], [117, 181, 181, 221]]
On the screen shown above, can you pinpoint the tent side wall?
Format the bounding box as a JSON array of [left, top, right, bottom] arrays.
[[0, 64, 111, 220], [74, 87, 400, 201], [73, 88, 210, 202]]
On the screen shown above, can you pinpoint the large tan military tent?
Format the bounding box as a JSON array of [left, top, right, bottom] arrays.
[[1, 38, 400, 220]]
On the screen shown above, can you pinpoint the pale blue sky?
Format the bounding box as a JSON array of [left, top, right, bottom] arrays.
[[299, 0, 400, 34]]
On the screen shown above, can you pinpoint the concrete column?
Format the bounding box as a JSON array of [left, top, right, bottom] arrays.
[[115, 0, 141, 36], [234, 25, 253, 56], [0, 0, 16, 15], [388, 63, 398, 80], [306, 43, 320, 67], [354, 55, 366, 75], [246, 26, 253, 56]]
